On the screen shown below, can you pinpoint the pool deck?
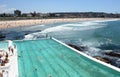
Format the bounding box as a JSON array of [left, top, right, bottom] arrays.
[[8, 48, 18, 77], [0, 41, 18, 77]]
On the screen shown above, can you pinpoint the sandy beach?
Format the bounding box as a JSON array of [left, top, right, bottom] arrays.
[[0, 18, 119, 30]]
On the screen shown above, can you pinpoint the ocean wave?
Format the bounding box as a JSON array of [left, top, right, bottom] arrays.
[[62, 22, 101, 27], [93, 19, 120, 23], [41, 21, 105, 33], [23, 24, 45, 31], [24, 32, 46, 40], [24, 21, 105, 40]]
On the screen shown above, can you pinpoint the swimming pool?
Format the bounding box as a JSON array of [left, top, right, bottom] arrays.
[[0, 41, 8, 50], [14, 39, 120, 77]]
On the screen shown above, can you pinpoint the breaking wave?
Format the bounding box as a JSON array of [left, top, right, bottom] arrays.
[[24, 20, 106, 40]]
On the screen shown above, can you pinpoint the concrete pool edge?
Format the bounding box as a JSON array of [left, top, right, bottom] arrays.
[[52, 38, 120, 72], [0, 40, 18, 77], [9, 45, 18, 77]]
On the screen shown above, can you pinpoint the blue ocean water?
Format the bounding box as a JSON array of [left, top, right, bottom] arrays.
[[0, 19, 120, 68]]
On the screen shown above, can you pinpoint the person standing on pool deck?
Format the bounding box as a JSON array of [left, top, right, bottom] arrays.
[[8, 40, 14, 55]]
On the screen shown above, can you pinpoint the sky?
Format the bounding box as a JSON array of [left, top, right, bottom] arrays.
[[0, 0, 120, 13]]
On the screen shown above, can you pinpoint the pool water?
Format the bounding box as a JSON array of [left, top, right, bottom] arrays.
[[1, 39, 119, 77], [0, 41, 8, 50]]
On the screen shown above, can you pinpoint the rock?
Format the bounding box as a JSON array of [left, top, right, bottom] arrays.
[[67, 44, 80, 50], [94, 56, 111, 63], [105, 52, 120, 58], [80, 45, 88, 51], [67, 44, 86, 51], [0, 34, 5, 38], [25, 33, 29, 35]]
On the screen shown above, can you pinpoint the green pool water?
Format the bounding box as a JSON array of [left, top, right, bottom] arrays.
[[0, 41, 8, 50], [0, 39, 119, 77]]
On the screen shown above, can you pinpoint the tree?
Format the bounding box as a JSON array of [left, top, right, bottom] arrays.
[[14, 10, 21, 17]]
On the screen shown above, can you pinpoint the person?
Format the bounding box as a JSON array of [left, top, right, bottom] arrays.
[[8, 40, 13, 48], [48, 74, 52, 77], [46, 34, 48, 38], [1, 60, 5, 66], [8, 47, 10, 52], [11, 48, 14, 55], [39, 56, 42, 62], [4, 56, 9, 63], [5, 52, 8, 58], [8, 40, 14, 55], [2, 70, 8, 77], [8, 46, 13, 55], [14, 44, 16, 49], [61, 54, 64, 58], [0, 50, 3, 58], [0, 72, 2, 77], [50, 36, 52, 39]]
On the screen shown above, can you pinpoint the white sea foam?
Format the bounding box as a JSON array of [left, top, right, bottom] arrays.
[[24, 33, 42, 40], [24, 19, 119, 40], [84, 47, 102, 56], [40, 21, 105, 33], [24, 20, 106, 40], [61, 22, 100, 27], [24, 34, 35, 40], [93, 19, 120, 23], [23, 24, 45, 31]]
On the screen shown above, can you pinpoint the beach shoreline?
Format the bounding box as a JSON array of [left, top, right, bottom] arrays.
[[0, 18, 119, 29]]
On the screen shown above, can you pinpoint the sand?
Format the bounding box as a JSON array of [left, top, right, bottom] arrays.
[[0, 18, 119, 30]]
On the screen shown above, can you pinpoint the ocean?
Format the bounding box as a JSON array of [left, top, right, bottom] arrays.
[[0, 19, 120, 68]]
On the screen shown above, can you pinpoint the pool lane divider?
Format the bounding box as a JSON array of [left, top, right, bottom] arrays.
[[52, 37, 120, 72]]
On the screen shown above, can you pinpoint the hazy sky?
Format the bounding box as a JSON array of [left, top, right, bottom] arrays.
[[0, 0, 120, 13]]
